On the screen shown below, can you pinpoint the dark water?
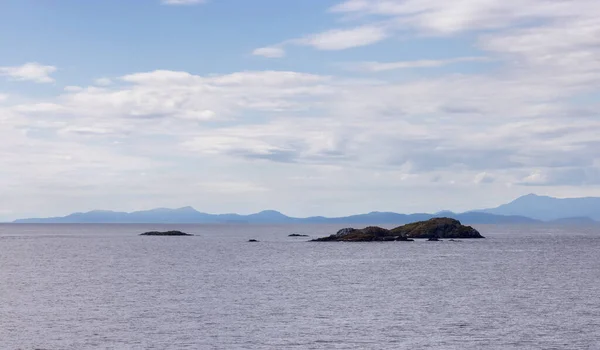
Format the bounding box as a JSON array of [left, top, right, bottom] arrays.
[[1, 223, 599, 350]]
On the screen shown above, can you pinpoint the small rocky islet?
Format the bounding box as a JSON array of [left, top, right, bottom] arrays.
[[312, 218, 484, 242], [140, 230, 193, 236]]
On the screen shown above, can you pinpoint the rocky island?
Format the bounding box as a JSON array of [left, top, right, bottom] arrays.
[[312, 218, 484, 242], [140, 230, 193, 236]]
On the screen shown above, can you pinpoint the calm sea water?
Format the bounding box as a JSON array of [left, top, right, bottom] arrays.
[[1, 223, 599, 350]]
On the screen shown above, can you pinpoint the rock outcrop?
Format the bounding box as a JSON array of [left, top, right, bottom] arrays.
[[312, 218, 484, 241], [140, 230, 192, 236], [390, 218, 484, 239], [312, 226, 414, 242]]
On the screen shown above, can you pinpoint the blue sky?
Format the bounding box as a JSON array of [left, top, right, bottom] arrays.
[[1, 0, 600, 220]]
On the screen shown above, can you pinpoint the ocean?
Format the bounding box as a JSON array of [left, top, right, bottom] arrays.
[[1, 223, 599, 349]]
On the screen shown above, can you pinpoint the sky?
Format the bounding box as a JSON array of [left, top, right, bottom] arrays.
[[1, 0, 600, 220]]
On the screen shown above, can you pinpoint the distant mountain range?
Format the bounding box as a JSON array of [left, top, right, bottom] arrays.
[[12, 194, 600, 224], [477, 193, 600, 221]]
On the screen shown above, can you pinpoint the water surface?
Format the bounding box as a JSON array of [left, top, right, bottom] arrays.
[[1, 224, 599, 349]]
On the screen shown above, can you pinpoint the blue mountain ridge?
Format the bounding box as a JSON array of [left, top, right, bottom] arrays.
[[13, 194, 599, 224], [13, 210, 538, 224], [476, 193, 600, 221]]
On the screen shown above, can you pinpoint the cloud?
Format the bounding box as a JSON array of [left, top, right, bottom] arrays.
[[52, 70, 331, 122], [520, 170, 547, 185], [519, 168, 600, 186], [180, 118, 353, 165], [254, 25, 389, 55], [295, 25, 389, 50], [474, 172, 495, 184], [0, 62, 57, 83], [5, 0, 600, 218], [8, 64, 600, 178], [345, 56, 489, 72], [12, 103, 65, 113], [161, 0, 206, 5], [330, 0, 599, 34], [58, 126, 125, 137], [94, 77, 113, 86], [64, 86, 83, 92], [252, 47, 286, 58], [194, 181, 268, 194], [259, 0, 600, 62]]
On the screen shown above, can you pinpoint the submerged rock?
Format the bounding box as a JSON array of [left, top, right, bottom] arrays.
[[140, 230, 192, 236], [312, 217, 484, 242]]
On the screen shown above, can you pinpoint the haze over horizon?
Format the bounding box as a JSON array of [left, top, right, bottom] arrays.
[[2, 0, 600, 221]]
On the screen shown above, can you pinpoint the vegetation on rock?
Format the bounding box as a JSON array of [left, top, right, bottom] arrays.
[[312, 226, 414, 242], [390, 218, 483, 239], [312, 218, 484, 242]]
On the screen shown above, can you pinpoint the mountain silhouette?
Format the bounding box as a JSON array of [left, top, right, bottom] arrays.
[[12, 194, 600, 224], [12, 208, 538, 224], [477, 194, 600, 221]]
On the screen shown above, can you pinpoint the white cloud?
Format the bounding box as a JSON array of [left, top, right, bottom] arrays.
[[346, 56, 488, 72], [161, 0, 206, 5], [94, 77, 113, 86], [252, 46, 286, 58], [194, 181, 269, 194], [474, 172, 495, 184], [58, 126, 124, 137], [5, 0, 600, 218], [519, 167, 600, 186], [64, 86, 83, 92], [12, 103, 65, 113], [521, 170, 547, 185], [330, 0, 599, 34], [7, 64, 600, 181], [0, 62, 57, 83], [259, 0, 600, 59], [252, 24, 389, 55], [50, 70, 332, 123], [295, 25, 389, 50]]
